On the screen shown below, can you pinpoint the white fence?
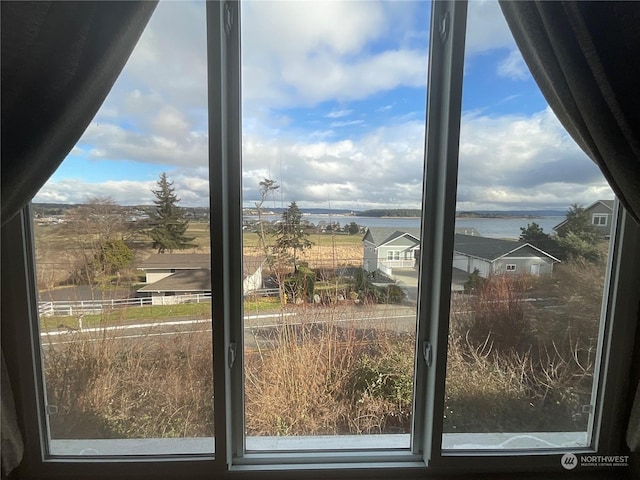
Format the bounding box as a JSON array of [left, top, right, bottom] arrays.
[[38, 293, 212, 317], [378, 262, 393, 277]]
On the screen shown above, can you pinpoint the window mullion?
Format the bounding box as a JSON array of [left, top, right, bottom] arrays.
[[412, 0, 467, 464], [208, 0, 244, 468]]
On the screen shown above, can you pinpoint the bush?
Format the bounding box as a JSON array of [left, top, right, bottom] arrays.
[[283, 265, 315, 302], [457, 275, 533, 354], [444, 336, 592, 433]]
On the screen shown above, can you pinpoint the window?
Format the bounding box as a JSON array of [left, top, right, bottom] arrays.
[[3, 1, 639, 478], [387, 250, 402, 261], [505, 264, 516, 271], [28, 0, 214, 458], [593, 214, 608, 226]]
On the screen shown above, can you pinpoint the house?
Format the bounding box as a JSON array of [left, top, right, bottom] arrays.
[[138, 253, 210, 283], [137, 253, 264, 304], [453, 233, 560, 277], [363, 228, 560, 278], [553, 199, 615, 237], [363, 227, 421, 275]]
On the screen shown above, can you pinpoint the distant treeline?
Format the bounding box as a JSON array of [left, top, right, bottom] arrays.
[[356, 209, 421, 218], [32, 203, 210, 220]]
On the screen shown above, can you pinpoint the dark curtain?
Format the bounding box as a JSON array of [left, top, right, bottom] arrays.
[[1, 1, 158, 226], [0, 1, 157, 475], [499, 0, 640, 452]]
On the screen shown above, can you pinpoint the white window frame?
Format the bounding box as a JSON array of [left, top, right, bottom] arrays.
[[593, 213, 608, 226], [2, 1, 639, 478], [506, 264, 517, 271], [387, 250, 401, 261]]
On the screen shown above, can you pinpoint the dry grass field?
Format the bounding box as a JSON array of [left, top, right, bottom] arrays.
[[34, 221, 364, 292]]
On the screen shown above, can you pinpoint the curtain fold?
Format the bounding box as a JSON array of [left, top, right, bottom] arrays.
[[0, 2, 157, 475], [499, 0, 640, 453]]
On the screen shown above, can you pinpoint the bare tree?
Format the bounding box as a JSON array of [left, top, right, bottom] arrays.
[[254, 178, 279, 260], [62, 196, 132, 285]]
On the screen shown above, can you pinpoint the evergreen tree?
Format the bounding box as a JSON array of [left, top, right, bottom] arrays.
[[556, 203, 603, 262], [149, 172, 194, 253], [348, 221, 360, 235], [557, 203, 599, 239], [274, 201, 312, 271], [519, 221, 562, 258]]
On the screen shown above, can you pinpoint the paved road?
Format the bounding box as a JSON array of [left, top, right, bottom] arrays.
[[42, 304, 419, 346]]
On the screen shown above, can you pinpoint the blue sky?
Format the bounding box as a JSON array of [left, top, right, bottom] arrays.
[[36, 0, 612, 210]]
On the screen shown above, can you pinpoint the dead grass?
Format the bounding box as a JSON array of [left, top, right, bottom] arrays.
[[43, 321, 214, 439], [244, 307, 414, 436], [43, 266, 602, 439]]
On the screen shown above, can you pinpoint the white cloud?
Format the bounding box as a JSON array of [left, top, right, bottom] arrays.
[[455, 107, 611, 209], [465, 0, 516, 55], [79, 122, 207, 167], [35, 171, 212, 207], [325, 109, 353, 119], [40, 2, 613, 213], [242, 1, 428, 108], [35, 179, 158, 205], [497, 50, 529, 80], [330, 120, 364, 128]]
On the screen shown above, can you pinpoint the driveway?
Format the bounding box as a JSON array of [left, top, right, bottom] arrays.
[[391, 268, 418, 303]]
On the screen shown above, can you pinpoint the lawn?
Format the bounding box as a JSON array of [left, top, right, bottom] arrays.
[[41, 297, 282, 330]]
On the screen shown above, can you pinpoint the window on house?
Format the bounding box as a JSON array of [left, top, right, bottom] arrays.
[[593, 214, 608, 226], [6, 0, 639, 477], [387, 250, 402, 261], [505, 264, 516, 271]]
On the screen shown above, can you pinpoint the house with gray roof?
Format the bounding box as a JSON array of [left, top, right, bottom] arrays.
[[553, 199, 615, 238], [453, 234, 560, 277], [137, 253, 264, 304], [363, 228, 560, 280], [138, 253, 211, 284]]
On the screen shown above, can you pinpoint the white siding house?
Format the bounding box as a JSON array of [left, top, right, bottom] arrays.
[[137, 253, 264, 304], [364, 229, 560, 280]]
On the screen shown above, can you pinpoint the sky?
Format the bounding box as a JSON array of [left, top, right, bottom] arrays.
[[35, 0, 613, 211]]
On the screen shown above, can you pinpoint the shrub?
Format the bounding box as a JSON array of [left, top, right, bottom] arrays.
[[283, 265, 315, 302], [452, 275, 532, 355]]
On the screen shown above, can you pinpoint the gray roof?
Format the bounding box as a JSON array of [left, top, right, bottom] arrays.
[[137, 269, 211, 293], [364, 227, 421, 246], [139, 253, 264, 276], [364, 227, 480, 246], [597, 200, 614, 210], [365, 228, 558, 262], [138, 253, 210, 270], [453, 234, 524, 261]]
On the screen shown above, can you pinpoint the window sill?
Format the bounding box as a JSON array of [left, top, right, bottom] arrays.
[[48, 431, 586, 458]]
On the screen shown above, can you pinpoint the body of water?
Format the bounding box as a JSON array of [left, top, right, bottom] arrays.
[[251, 214, 564, 240], [303, 215, 565, 239]]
